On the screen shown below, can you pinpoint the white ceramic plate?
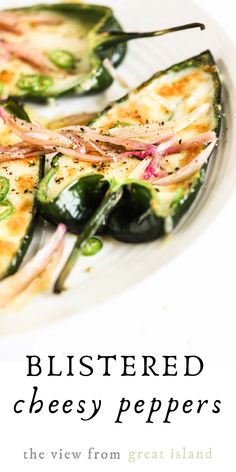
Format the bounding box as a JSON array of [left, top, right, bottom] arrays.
[[0, 0, 236, 335]]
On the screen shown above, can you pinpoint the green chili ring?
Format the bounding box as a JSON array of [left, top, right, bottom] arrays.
[[49, 49, 76, 70], [0, 176, 10, 201], [0, 200, 14, 221], [82, 237, 103, 256], [16, 74, 54, 95]]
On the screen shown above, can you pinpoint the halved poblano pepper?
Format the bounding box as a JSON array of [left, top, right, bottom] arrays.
[[0, 100, 43, 280], [0, 3, 204, 100], [35, 50, 221, 292]]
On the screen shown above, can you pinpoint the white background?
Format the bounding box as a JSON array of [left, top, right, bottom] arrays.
[[0, 0, 236, 470]]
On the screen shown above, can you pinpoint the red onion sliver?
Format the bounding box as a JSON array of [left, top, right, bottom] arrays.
[[0, 12, 24, 35], [118, 145, 158, 160], [108, 104, 210, 140], [151, 140, 217, 186], [24, 131, 72, 147], [0, 107, 46, 136], [0, 106, 216, 168], [21, 14, 63, 26], [0, 151, 43, 161], [0, 224, 67, 308], [102, 58, 130, 89], [141, 137, 176, 180], [162, 131, 216, 156], [56, 147, 113, 163], [0, 11, 62, 36], [143, 132, 216, 181], [0, 107, 72, 147], [128, 158, 152, 179], [77, 127, 175, 150], [0, 38, 56, 73]]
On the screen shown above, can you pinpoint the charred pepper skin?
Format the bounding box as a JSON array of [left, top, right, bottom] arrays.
[[36, 51, 221, 244]]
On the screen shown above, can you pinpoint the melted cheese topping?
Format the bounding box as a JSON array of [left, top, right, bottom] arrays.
[[45, 62, 218, 216], [0, 124, 40, 279], [0, 10, 95, 97]]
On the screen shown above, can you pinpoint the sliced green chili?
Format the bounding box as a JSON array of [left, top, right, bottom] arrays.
[[0, 200, 14, 221], [17, 74, 53, 94], [0, 176, 10, 201], [49, 50, 76, 70], [54, 184, 123, 293], [82, 237, 103, 256]]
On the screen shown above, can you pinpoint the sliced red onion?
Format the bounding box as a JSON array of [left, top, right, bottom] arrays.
[[0, 148, 43, 161], [0, 110, 113, 162], [66, 126, 175, 150], [0, 107, 72, 147], [24, 131, 73, 148], [0, 106, 36, 134], [128, 157, 152, 179], [56, 122, 174, 150], [0, 224, 66, 308], [82, 137, 106, 155], [139, 132, 216, 181], [56, 147, 113, 163], [125, 138, 177, 180], [0, 141, 47, 160], [142, 137, 177, 180], [0, 107, 43, 136], [0, 12, 24, 35], [14, 133, 111, 162], [161, 131, 216, 156], [108, 103, 210, 140], [0, 47, 10, 63], [0, 11, 62, 36], [0, 150, 44, 161], [21, 14, 63, 26], [109, 124, 167, 139], [143, 133, 215, 180], [0, 38, 56, 73], [109, 133, 174, 150], [60, 128, 112, 156], [151, 140, 217, 186], [0, 106, 216, 169], [143, 157, 166, 180], [102, 58, 130, 89], [117, 145, 158, 160]]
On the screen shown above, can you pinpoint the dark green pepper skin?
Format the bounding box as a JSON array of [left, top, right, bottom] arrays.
[[6, 3, 127, 101], [36, 51, 221, 243], [106, 173, 205, 243], [5, 213, 40, 278], [36, 170, 206, 243], [0, 100, 44, 279], [37, 168, 109, 234], [107, 183, 165, 243]]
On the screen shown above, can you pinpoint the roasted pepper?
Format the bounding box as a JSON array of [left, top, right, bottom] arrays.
[[34, 51, 221, 292], [0, 100, 43, 280], [0, 3, 204, 100]]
